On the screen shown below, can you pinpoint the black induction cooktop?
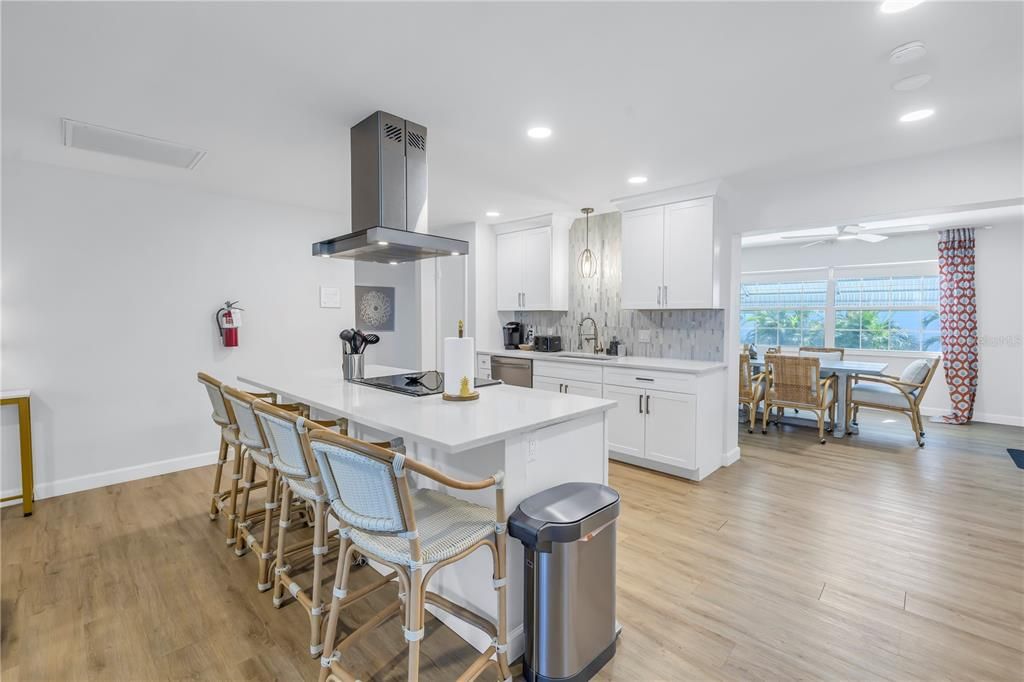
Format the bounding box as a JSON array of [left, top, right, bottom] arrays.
[[352, 371, 501, 397]]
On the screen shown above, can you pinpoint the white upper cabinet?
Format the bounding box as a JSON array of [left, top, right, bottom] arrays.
[[620, 196, 717, 309], [620, 206, 665, 309], [494, 214, 570, 311]]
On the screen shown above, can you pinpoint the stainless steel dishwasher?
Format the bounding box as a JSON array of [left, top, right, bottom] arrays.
[[491, 355, 533, 388]]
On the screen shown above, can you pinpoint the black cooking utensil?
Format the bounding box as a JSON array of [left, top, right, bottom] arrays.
[[363, 333, 380, 346], [352, 330, 367, 354], [339, 328, 355, 354]]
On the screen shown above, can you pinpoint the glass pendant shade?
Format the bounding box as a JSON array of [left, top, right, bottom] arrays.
[[578, 208, 598, 278]]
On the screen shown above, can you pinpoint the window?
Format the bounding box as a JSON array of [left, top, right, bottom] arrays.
[[740, 270, 940, 354], [834, 276, 940, 352], [740, 280, 827, 348]]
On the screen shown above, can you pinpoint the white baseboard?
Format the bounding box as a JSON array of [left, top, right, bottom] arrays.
[[919, 406, 1023, 427], [1, 450, 220, 506], [723, 446, 741, 466]]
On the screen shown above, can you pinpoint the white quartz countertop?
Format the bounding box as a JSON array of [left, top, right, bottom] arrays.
[[478, 349, 726, 375], [238, 366, 615, 454]]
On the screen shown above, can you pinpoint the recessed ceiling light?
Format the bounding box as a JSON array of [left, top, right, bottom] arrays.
[[527, 126, 552, 139], [377, 241, 389, 246], [889, 41, 927, 65], [320, 254, 331, 258], [389, 261, 398, 266], [899, 108, 934, 123], [880, 0, 925, 14], [485, 211, 501, 218], [450, 251, 460, 256], [892, 74, 932, 92], [627, 176, 648, 185]]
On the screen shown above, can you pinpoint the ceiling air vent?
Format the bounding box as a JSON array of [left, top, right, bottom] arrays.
[[61, 118, 207, 169]]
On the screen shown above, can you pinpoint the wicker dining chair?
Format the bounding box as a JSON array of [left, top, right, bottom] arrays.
[[762, 355, 837, 443], [846, 357, 940, 447], [798, 346, 846, 360], [252, 400, 402, 658], [310, 428, 512, 682], [738, 354, 766, 434]]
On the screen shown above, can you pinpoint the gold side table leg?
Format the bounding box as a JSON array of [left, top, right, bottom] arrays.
[[18, 397, 34, 516]]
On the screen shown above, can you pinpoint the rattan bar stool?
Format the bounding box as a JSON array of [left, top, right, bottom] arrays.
[[253, 401, 402, 658], [309, 428, 512, 682], [221, 385, 327, 589]]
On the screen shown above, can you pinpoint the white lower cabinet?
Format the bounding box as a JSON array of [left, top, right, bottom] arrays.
[[533, 376, 561, 393], [604, 385, 645, 458], [603, 385, 696, 469], [643, 389, 697, 469]]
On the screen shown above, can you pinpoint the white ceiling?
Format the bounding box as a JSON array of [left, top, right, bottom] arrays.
[[3, 1, 1022, 228]]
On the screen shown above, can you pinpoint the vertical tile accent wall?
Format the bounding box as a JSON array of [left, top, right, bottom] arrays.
[[516, 211, 724, 360]]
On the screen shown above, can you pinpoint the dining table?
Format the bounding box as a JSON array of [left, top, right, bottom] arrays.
[[750, 357, 889, 437]]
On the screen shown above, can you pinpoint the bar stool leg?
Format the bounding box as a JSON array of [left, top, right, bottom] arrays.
[[234, 454, 256, 556], [309, 498, 327, 657], [406, 567, 424, 682], [272, 483, 293, 607], [225, 443, 244, 544], [209, 438, 228, 520], [318, 537, 351, 680], [257, 469, 279, 591], [493, 532, 511, 680]]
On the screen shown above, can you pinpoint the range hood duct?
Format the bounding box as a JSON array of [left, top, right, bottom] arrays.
[[313, 111, 469, 263]]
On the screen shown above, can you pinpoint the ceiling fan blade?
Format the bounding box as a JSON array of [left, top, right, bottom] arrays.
[[855, 233, 888, 243]]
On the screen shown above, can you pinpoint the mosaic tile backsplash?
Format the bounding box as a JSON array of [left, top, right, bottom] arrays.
[[515, 211, 725, 361]]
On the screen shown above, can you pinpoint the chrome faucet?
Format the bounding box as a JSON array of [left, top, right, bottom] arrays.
[[577, 316, 603, 354]]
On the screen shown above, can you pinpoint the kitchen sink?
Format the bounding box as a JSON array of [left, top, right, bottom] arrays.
[[556, 352, 620, 361]]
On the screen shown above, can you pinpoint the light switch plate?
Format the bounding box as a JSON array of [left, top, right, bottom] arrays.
[[638, 329, 652, 343], [319, 286, 341, 309]]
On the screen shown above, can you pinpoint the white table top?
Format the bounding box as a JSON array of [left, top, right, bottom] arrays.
[[750, 357, 889, 374], [239, 366, 615, 454], [1, 389, 31, 400], [479, 349, 726, 375]]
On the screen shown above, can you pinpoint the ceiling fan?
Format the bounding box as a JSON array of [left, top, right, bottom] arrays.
[[782, 224, 889, 248]]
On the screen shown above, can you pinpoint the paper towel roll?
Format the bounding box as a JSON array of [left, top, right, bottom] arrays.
[[443, 336, 475, 396]]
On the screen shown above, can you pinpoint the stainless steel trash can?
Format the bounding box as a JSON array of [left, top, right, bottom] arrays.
[[509, 482, 621, 682]]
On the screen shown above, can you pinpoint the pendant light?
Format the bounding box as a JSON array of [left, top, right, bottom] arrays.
[[577, 207, 598, 278]]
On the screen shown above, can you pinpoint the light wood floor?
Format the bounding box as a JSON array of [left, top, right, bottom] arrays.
[[3, 413, 1023, 680]]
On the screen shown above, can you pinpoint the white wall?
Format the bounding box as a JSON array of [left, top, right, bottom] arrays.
[[740, 225, 1024, 426], [1, 159, 355, 499], [353, 260, 419, 370]]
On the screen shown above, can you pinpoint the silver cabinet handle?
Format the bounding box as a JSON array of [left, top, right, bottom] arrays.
[[646, 394, 651, 414], [663, 285, 668, 306], [657, 286, 661, 305], [638, 394, 643, 414], [636, 377, 654, 382]]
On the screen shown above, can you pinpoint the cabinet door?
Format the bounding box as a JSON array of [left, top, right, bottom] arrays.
[[565, 380, 604, 398], [495, 231, 524, 310], [620, 207, 665, 309], [532, 376, 563, 394], [603, 385, 645, 458], [643, 389, 697, 469], [664, 198, 714, 308], [521, 226, 552, 310]]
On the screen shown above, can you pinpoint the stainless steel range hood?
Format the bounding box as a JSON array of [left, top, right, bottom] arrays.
[[313, 111, 469, 263]]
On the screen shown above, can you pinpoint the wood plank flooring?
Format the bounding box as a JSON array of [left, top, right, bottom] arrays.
[[3, 413, 1022, 680]]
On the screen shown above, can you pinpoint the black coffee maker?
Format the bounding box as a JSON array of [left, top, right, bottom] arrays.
[[503, 321, 524, 350]]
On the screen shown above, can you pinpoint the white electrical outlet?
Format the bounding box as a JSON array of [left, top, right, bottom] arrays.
[[319, 286, 341, 309], [638, 329, 652, 343]]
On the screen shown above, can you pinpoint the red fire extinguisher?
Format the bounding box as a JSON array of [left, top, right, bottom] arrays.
[[216, 301, 243, 347]]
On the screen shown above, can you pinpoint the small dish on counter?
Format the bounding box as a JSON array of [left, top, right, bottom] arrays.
[[518, 344, 535, 351]]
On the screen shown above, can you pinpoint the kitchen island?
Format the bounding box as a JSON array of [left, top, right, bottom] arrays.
[[239, 366, 615, 662]]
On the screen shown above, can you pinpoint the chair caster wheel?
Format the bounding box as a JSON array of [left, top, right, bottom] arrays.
[[918, 441, 925, 448], [747, 428, 754, 434], [820, 439, 827, 444]]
